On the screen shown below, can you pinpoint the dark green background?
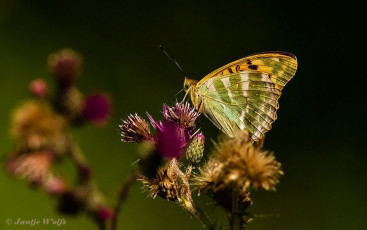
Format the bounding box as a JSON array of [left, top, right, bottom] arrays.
[[0, 0, 365, 229]]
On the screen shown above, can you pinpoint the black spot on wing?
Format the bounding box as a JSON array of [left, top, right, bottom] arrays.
[[248, 65, 258, 70]]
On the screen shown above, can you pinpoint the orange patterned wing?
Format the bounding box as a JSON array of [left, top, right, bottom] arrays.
[[197, 52, 298, 90]]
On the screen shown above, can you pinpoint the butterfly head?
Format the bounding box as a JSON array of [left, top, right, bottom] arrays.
[[183, 78, 202, 110], [183, 78, 197, 93]]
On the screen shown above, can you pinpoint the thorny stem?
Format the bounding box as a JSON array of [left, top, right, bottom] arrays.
[[111, 172, 138, 230]]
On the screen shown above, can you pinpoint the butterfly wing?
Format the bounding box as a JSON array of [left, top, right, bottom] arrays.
[[199, 71, 282, 141], [198, 52, 297, 91]]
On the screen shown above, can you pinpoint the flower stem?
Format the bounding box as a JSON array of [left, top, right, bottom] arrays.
[[229, 188, 244, 230], [193, 204, 216, 230], [111, 172, 138, 230]]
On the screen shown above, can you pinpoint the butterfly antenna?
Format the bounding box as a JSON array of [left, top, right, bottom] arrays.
[[159, 45, 188, 78], [174, 88, 184, 97]]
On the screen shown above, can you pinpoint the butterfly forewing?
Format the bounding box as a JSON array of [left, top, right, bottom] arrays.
[[198, 52, 297, 90]]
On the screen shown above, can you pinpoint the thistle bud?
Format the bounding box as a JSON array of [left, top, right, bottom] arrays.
[[186, 132, 205, 163], [96, 205, 114, 221], [48, 48, 82, 88], [29, 79, 48, 98]]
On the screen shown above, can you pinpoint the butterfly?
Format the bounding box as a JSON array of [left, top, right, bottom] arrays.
[[183, 52, 297, 141]]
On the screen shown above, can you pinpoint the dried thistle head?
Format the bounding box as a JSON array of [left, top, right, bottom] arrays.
[[139, 159, 187, 202], [194, 131, 283, 193], [11, 100, 68, 152], [138, 159, 196, 213], [120, 113, 153, 143], [163, 102, 200, 128]]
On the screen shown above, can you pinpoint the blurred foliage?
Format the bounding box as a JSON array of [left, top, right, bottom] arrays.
[[0, 0, 365, 230]]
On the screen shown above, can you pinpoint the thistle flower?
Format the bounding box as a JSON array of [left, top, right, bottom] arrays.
[[120, 114, 153, 142], [156, 121, 186, 158], [194, 131, 283, 193], [11, 100, 67, 152], [146, 102, 201, 158], [163, 102, 200, 128], [83, 93, 111, 124], [29, 78, 48, 98], [121, 102, 202, 159], [48, 48, 82, 87]]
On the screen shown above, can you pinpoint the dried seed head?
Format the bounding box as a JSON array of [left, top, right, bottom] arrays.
[[11, 100, 68, 152], [120, 114, 152, 143], [139, 159, 188, 202], [163, 102, 200, 128], [194, 131, 283, 193], [186, 132, 205, 163]]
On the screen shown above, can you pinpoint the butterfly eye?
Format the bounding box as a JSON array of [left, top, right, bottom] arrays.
[[183, 79, 191, 92]]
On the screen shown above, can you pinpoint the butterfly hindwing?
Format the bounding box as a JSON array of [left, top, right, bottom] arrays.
[[198, 71, 282, 141]]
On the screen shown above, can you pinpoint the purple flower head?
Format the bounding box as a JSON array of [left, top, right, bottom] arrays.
[[163, 102, 200, 128], [121, 103, 201, 158], [156, 121, 186, 158], [83, 94, 111, 124]]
